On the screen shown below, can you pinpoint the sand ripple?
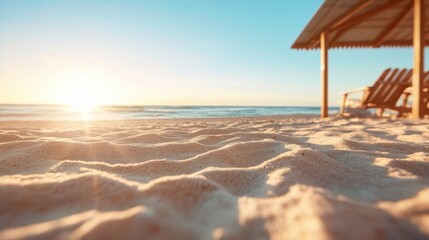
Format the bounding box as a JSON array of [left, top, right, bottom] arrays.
[[0, 117, 428, 239]]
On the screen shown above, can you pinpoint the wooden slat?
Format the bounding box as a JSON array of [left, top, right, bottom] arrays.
[[412, 0, 425, 119], [420, 71, 429, 115], [378, 69, 405, 104], [373, 2, 413, 47], [330, 0, 403, 33], [383, 69, 412, 105], [330, 0, 375, 29], [328, 29, 345, 46], [360, 69, 391, 106], [326, 0, 404, 47], [366, 69, 399, 105], [293, 39, 429, 49], [299, 0, 374, 49], [321, 32, 329, 118]]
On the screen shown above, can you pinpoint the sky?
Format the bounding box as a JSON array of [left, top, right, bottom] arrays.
[[0, 0, 426, 106]]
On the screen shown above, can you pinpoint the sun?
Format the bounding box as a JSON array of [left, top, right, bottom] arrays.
[[55, 74, 112, 113], [69, 96, 97, 113]]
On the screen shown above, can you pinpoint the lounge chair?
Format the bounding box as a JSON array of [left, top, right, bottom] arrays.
[[399, 71, 429, 117], [340, 68, 413, 117]]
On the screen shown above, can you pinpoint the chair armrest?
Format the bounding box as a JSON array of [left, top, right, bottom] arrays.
[[401, 87, 413, 108], [342, 87, 370, 95], [403, 87, 413, 95], [402, 86, 428, 95], [340, 87, 370, 115]]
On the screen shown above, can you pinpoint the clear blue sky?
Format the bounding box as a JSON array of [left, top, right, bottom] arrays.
[[0, 0, 425, 106]]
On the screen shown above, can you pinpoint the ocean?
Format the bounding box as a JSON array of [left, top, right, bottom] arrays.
[[0, 104, 340, 120]]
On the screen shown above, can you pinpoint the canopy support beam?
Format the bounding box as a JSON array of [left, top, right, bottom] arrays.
[[330, 0, 403, 33], [301, 0, 373, 49], [321, 32, 329, 118], [373, 1, 413, 47], [412, 0, 425, 119]]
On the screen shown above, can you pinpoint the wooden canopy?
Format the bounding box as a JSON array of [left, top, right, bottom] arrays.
[[292, 0, 428, 119]]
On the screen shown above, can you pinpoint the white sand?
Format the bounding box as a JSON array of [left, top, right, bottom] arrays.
[[0, 116, 428, 239]]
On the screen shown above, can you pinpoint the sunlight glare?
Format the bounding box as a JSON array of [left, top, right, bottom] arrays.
[[55, 74, 112, 113]]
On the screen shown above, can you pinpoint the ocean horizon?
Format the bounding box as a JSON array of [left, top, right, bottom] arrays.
[[0, 104, 340, 121]]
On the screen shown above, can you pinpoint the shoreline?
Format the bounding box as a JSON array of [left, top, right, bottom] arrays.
[[0, 105, 340, 123], [0, 114, 323, 127]]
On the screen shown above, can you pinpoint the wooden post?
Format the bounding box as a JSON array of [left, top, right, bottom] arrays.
[[321, 32, 329, 118], [412, 0, 425, 119]]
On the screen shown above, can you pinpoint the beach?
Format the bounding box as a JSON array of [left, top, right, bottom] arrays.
[[0, 115, 428, 239]]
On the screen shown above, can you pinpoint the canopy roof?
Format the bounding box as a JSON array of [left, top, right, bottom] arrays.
[[292, 0, 429, 50]]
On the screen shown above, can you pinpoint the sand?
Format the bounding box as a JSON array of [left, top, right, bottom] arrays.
[[0, 115, 428, 240]]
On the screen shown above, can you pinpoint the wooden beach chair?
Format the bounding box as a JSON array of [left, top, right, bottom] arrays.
[[340, 68, 413, 117], [399, 71, 429, 117]]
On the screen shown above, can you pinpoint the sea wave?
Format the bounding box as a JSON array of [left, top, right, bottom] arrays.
[[0, 104, 340, 120]]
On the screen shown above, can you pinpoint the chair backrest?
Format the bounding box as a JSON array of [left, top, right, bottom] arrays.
[[363, 68, 412, 107], [424, 71, 429, 86], [424, 71, 429, 115]]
